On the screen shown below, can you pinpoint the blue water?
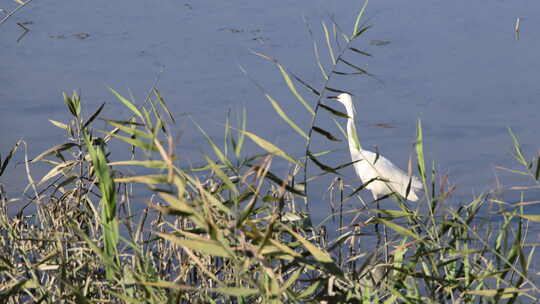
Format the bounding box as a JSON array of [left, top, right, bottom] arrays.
[[1, 0, 539, 219]]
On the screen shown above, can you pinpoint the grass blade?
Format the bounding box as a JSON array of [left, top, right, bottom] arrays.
[[277, 64, 315, 116], [312, 126, 341, 141], [416, 119, 427, 184], [109, 88, 144, 121], [264, 93, 308, 139], [349, 47, 372, 57], [378, 218, 421, 241], [352, 0, 369, 38], [156, 232, 232, 258], [234, 108, 247, 158], [242, 131, 301, 166], [322, 21, 336, 65], [83, 102, 105, 129], [291, 73, 320, 96], [319, 104, 349, 118], [0, 141, 20, 177], [83, 132, 119, 280]]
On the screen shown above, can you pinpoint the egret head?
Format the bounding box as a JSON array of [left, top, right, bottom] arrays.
[[332, 93, 355, 117], [336, 93, 353, 107]]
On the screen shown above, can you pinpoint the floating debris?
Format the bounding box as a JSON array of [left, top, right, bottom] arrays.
[[73, 32, 90, 40], [49, 34, 66, 39], [49, 33, 90, 40], [370, 122, 395, 129], [369, 40, 391, 46], [515, 17, 520, 40], [218, 27, 244, 33]]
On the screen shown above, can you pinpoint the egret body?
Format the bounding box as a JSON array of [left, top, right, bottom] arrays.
[[335, 93, 422, 201]]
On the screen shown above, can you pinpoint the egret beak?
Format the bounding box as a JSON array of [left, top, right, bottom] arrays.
[[327, 96, 338, 99]]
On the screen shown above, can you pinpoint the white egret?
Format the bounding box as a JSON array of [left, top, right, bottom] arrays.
[[333, 93, 422, 202]]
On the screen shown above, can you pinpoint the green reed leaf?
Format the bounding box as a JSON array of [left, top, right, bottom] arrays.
[[264, 93, 308, 139], [242, 130, 301, 166], [352, 0, 369, 38], [319, 104, 349, 118], [277, 64, 315, 116], [109, 88, 144, 121], [312, 126, 341, 141], [156, 232, 231, 258]]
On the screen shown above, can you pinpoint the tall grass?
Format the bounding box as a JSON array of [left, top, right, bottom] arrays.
[[1, 3, 540, 303]]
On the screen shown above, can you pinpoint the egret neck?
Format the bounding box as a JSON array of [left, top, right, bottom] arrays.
[[342, 95, 362, 154]]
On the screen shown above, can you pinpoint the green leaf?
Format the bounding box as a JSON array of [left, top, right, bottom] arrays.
[[349, 47, 372, 57], [503, 213, 540, 222], [378, 218, 422, 241], [508, 128, 528, 167], [277, 64, 315, 116], [63, 91, 81, 118], [32, 143, 78, 162], [338, 58, 371, 75], [156, 232, 231, 258], [48, 119, 68, 130], [153, 88, 175, 123], [375, 209, 415, 218], [115, 174, 170, 184], [83, 102, 105, 129], [322, 21, 336, 65], [242, 131, 301, 166], [83, 132, 118, 280], [298, 280, 321, 299], [281, 224, 343, 276], [312, 40, 328, 80], [38, 160, 77, 185], [212, 287, 259, 297], [158, 192, 197, 216], [352, 24, 373, 40], [281, 267, 303, 292], [0, 279, 29, 300], [108, 160, 168, 169], [235, 108, 247, 158], [291, 73, 320, 96], [109, 134, 157, 152], [319, 104, 349, 118], [347, 177, 377, 198], [204, 155, 238, 195], [325, 87, 350, 95], [464, 288, 528, 299], [535, 154, 540, 180], [416, 119, 427, 184], [312, 126, 341, 141], [352, 0, 369, 38], [332, 71, 352, 76], [307, 151, 338, 174], [247, 165, 305, 196], [105, 120, 152, 139], [109, 88, 144, 120], [333, 159, 361, 171], [0, 141, 20, 176], [264, 93, 308, 139], [192, 119, 233, 168]]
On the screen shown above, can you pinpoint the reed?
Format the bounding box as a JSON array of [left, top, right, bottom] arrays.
[[1, 2, 539, 303]]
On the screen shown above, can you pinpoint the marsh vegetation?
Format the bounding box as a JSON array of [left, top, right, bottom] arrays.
[[1, 3, 540, 303]]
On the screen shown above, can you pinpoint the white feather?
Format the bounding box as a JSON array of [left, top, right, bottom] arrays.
[[336, 93, 422, 201]]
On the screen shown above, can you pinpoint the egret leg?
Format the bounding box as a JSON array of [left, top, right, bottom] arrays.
[[373, 193, 380, 238], [374, 194, 389, 264]]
